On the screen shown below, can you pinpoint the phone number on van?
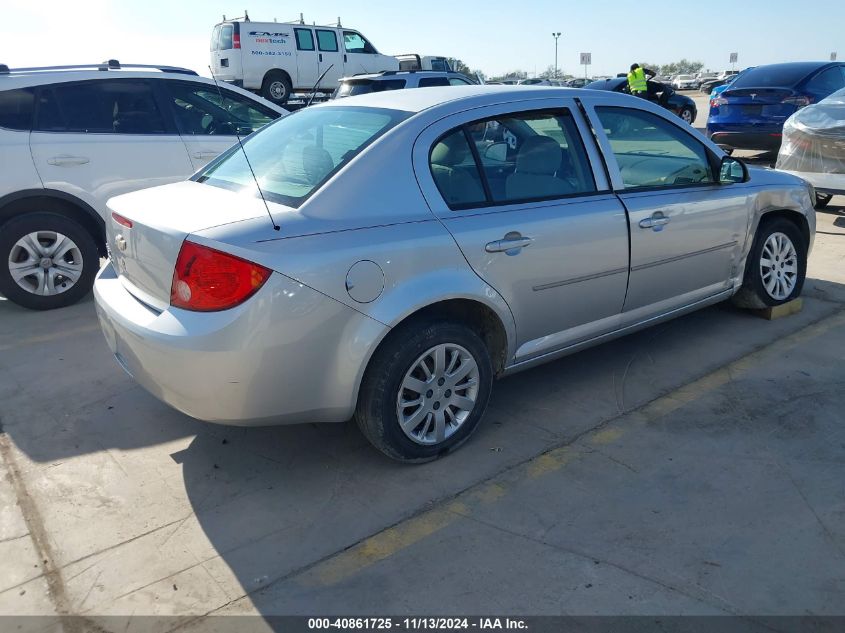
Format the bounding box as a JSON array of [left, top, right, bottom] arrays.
[[251, 50, 293, 56]]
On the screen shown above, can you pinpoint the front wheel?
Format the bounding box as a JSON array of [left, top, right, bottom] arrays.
[[0, 212, 99, 310], [355, 319, 494, 463], [731, 217, 807, 310]]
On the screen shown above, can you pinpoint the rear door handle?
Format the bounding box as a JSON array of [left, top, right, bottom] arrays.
[[192, 150, 219, 159], [319, 53, 323, 62], [639, 211, 671, 231], [46, 155, 89, 166], [485, 232, 533, 254]]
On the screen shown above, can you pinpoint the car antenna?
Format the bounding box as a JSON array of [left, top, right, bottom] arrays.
[[306, 64, 334, 107], [207, 65, 280, 231]]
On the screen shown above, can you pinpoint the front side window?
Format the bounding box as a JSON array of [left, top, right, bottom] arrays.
[[35, 80, 167, 134], [219, 25, 234, 51], [295, 28, 314, 51], [343, 31, 374, 54], [316, 30, 338, 52], [165, 82, 278, 136], [0, 88, 35, 131], [430, 109, 596, 209], [198, 106, 406, 207], [595, 107, 714, 189]]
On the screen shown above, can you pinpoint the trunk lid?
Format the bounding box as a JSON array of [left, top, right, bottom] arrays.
[[719, 87, 799, 119], [106, 181, 279, 307]]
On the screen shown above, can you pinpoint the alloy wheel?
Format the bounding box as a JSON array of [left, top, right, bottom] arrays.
[[396, 343, 480, 446]]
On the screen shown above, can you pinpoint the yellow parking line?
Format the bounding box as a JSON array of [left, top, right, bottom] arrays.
[[0, 324, 101, 352], [296, 306, 845, 589]]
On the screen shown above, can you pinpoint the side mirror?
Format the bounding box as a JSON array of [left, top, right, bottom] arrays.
[[484, 142, 508, 163], [719, 155, 748, 184]]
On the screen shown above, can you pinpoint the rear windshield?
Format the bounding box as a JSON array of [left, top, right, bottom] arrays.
[[197, 106, 408, 207], [336, 79, 406, 98], [731, 65, 819, 88]]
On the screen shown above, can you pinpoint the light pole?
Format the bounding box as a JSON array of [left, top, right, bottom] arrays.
[[552, 32, 561, 79]]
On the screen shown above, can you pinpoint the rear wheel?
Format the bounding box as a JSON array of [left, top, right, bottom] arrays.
[[732, 217, 807, 309], [679, 107, 694, 125], [0, 211, 99, 310], [815, 193, 833, 209], [261, 71, 292, 105], [355, 319, 493, 463]]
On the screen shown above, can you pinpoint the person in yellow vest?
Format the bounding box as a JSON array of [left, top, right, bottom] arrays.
[[627, 63, 656, 98]]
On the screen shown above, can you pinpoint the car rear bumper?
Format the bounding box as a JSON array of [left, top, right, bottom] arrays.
[[707, 129, 783, 152], [93, 261, 387, 426]]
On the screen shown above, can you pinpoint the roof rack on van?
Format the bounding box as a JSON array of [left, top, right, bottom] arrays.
[[0, 61, 198, 76]]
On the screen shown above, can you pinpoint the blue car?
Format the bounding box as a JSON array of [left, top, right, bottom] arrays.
[[707, 61, 845, 153]]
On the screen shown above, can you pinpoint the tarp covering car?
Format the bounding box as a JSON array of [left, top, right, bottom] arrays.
[[776, 87, 845, 175]]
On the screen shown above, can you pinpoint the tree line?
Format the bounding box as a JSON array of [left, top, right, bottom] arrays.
[[449, 58, 706, 82]]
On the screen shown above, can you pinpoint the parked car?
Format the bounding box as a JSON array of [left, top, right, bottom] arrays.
[[584, 77, 697, 124], [333, 71, 476, 98], [518, 78, 553, 86], [93, 85, 814, 462], [0, 61, 286, 310], [707, 61, 845, 153], [776, 86, 845, 208], [210, 16, 399, 104], [396, 54, 452, 72], [565, 77, 591, 88], [673, 74, 699, 90]]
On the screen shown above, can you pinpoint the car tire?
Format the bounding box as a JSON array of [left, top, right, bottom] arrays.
[[0, 212, 99, 310], [355, 318, 494, 463], [815, 193, 833, 209], [731, 217, 807, 310], [679, 107, 695, 125], [261, 71, 292, 105]]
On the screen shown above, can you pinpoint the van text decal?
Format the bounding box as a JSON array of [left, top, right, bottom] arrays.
[[249, 31, 291, 37]]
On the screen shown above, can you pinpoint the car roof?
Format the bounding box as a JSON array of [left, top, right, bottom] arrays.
[[340, 71, 463, 81], [0, 69, 208, 90], [746, 61, 835, 75], [313, 84, 628, 114]]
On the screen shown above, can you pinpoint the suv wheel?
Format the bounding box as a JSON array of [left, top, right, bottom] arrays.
[[731, 217, 807, 310], [355, 319, 493, 463], [0, 212, 99, 310]]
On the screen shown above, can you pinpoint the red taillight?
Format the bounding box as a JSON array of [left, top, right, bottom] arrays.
[[233, 33, 241, 49], [111, 212, 133, 228], [712, 96, 728, 107], [170, 241, 271, 312], [782, 95, 811, 108]]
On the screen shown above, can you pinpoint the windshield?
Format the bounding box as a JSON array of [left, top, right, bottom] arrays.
[[197, 106, 408, 207]]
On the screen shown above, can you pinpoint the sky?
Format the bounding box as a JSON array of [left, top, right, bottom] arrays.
[[2, 0, 842, 79]]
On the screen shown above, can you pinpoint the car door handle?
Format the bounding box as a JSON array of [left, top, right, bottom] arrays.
[[192, 150, 219, 159], [485, 233, 533, 254], [639, 212, 671, 231], [319, 53, 323, 62], [46, 155, 89, 166]]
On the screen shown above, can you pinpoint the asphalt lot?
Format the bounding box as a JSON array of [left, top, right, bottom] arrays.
[[1, 91, 845, 629]]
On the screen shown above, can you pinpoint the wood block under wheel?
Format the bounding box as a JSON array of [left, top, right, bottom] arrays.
[[753, 298, 803, 320]]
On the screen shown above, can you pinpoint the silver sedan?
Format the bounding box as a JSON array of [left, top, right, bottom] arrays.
[[94, 86, 815, 462]]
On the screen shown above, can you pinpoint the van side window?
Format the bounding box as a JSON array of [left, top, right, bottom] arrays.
[[316, 30, 339, 52], [343, 32, 374, 54], [219, 25, 234, 51], [0, 88, 35, 131], [295, 28, 315, 51], [34, 80, 167, 135]]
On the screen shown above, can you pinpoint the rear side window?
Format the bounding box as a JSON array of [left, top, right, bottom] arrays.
[[806, 67, 845, 95], [316, 30, 338, 52], [418, 77, 449, 88], [0, 88, 35, 131], [295, 28, 315, 51], [449, 77, 472, 86], [219, 25, 234, 50], [198, 106, 407, 207], [35, 80, 167, 134]]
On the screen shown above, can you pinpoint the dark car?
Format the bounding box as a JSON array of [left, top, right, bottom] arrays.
[[584, 77, 697, 124], [333, 71, 477, 99], [706, 61, 845, 153], [565, 77, 591, 88]]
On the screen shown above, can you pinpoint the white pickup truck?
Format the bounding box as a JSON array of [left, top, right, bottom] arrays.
[[210, 16, 399, 104]]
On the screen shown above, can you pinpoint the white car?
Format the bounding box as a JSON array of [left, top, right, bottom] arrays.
[[0, 61, 286, 310], [673, 74, 699, 90]]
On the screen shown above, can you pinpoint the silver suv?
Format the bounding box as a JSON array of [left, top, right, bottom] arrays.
[[0, 61, 285, 310], [333, 70, 476, 98]]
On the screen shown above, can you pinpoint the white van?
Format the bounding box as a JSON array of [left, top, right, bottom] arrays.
[[210, 17, 399, 104]]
